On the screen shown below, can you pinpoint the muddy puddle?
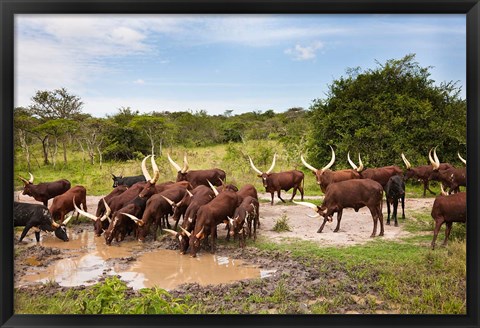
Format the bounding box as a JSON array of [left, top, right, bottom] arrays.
[[17, 229, 273, 290]]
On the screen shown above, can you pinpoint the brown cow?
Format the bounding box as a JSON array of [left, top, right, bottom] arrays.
[[294, 179, 384, 237], [249, 153, 304, 205], [18, 173, 71, 207], [104, 155, 160, 245], [228, 195, 260, 246], [189, 189, 239, 257], [49, 185, 87, 223], [430, 186, 466, 249], [168, 153, 226, 188], [401, 153, 453, 196], [429, 148, 466, 194], [131, 185, 190, 242], [348, 153, 402, 189], [301, 147, 360, 193]]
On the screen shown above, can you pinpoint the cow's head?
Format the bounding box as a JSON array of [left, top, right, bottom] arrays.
[[293, 200, 332, 222], [138, 155, 160, 198], [51, 210, 72, 242], [18, 172, 35, 196], [111, 174, 123, 188], [120, 213, 148, 241], [103, 214, 125, 245], [248, 154, 276, 189], [168, 153, 189, 182], [301, 146, 337, 185], [163, 226, 191, 254], [74, 198, 111, 237], [189, 225, 207, 258]]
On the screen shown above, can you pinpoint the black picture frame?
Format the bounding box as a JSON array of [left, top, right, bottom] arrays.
[[1, 0, 479, 327]]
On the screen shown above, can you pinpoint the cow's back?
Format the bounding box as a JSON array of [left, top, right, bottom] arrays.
[[432, 192, 466, 221], [326, 179, 383, 206]]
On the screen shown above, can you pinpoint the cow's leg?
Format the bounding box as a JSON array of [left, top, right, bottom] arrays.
[[317, 217, 329, 233], [368, 206, 379, 237], [19, 224, 33, 242], [270, 193, 274, 205], [386, 199, 391, 225], [393, 198, 399, 227], [378, 206, 384, 236], [333, 210, 343, 232], [431, 218, 444, 249], [277, 190, 286, 203], [34, 231, 41, 242], [211, 226, 217, 254], [401, 195, 405, 220], [442, 222, 453, 247], [424, 180, 435, 196], [173, 215, 181, 231], [253, 216, 257, 241], [289, 187, 297, 201], [153, 221, 159, 241]]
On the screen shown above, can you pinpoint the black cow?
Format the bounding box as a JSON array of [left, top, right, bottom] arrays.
[[14, 201, 70, 242], [111, 174, 146, 188], [385, 175, 406, 226]]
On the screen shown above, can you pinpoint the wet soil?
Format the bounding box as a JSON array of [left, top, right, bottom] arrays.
[[13, 191, 433, 314]]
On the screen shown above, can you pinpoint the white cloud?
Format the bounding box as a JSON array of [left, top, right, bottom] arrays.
[[133, 79, 145, 85], [285, 41, 324, 61]]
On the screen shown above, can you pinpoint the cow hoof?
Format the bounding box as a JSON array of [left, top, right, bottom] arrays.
[[394, 223, 399, 227]]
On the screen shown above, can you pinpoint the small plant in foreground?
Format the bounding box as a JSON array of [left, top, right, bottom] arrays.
[[272, 213, 291, 232]]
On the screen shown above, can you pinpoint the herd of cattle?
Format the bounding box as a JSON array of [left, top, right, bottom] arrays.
[[14, 147, 466, 255]]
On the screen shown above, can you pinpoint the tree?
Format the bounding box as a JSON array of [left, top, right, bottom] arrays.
[[29, 88, 84, 120], [34, 119, 78, 166], [14, 107, 38, 171], [307, 54, 466, 168], [27, 88, 84, 164], [128, 115, 170, 156]]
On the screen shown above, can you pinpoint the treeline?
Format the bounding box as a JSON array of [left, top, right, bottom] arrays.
[[14, 54, 466, 171]]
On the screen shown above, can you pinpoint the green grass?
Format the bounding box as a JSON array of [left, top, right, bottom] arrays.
[[272, 214, 292, 232]]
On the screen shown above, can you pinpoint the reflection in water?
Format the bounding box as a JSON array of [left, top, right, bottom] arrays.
[[18, 230, 273, 290]]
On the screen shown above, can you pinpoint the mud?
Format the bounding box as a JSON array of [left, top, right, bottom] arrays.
[[13, 191, 433, 313]]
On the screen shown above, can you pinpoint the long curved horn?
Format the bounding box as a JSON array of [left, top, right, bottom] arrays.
[[163, 228, 179, 237], [207, 179, 219, 196], [428, 148, 436, 168], [180, 226, 192, 237], [357, 153, 364, 172], [440, 184, 448, 196], [74, 199, 98, 221], [195, 226, 204, 239], [433, 147, 440, 166], [186, 190, 193, 197], [18, 176, 29, 185], [101, 198, 112, 221], [181, 153, 189, 173], [141, 155, 152, 181], [167, 153, 182, 172], [265, 153, 277, 174], [62, 212, 74, 225], [227, 216, 234, 226], [161, 195, 175, 207], [121, 212, 143, 226], [401, 153, 411, 169], [300, 154, 318, 173], [458, 152, 466, 165], [293, 200, 319, 211], [248, 156, 263, 175], [321, 146, 335, 171], [28, 172, 34, 183], [150, 155, 160, 184], [347, 152, 358, 170], [51, 220, 60, 229]]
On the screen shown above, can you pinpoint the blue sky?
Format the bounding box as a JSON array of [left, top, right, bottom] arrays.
[[15, 14, 466, 117]]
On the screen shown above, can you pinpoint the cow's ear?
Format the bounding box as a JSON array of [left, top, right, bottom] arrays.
[[257, 174, 262, 178]]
